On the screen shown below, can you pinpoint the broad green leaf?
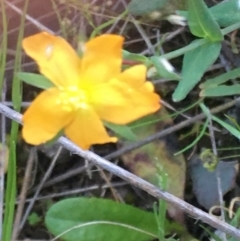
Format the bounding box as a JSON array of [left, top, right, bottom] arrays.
[[178, 0, 240, 28], [190, 156, 237, 210], [17, 72, 54, 89], [151, 56, 181, 80], [187, 0, 223, 41], [172, 41, 221, 102], [127, 0, 168, 15], [210, 0, 240, 27], [45, 197, 160, 241], [200, 67, 240, 89], [104, 122, 137, 141], [200, 84, 240, 97]]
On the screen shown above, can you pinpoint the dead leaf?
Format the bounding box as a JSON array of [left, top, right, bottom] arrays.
[[189, 155, 238, 210], [121, 107, 186, 223]]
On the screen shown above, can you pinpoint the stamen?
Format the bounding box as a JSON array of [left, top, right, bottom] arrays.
[[56, 87, 88, 111]]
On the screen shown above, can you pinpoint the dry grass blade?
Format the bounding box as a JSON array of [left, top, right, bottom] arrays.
[[12, 147, 37, 240]]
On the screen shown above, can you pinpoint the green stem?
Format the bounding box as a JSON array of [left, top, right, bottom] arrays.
[[161, 22, 240, 60]]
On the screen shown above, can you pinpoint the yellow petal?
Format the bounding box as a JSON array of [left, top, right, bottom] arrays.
[[22, 88, 75, 145], [80, 34, 123, 86], [118, 65, 147, 87], [90, 68, 161, 124], [65, 106, 117, 150], [22, 32, 80, 87]]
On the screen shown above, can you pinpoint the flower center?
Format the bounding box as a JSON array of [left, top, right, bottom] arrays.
[[57, 86, 88, 112]]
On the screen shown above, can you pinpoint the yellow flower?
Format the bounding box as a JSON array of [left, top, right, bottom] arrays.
[[22, 32, 160, 150]]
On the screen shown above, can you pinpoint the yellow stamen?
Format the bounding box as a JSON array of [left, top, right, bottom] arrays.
[[56, 86, 88, 112]]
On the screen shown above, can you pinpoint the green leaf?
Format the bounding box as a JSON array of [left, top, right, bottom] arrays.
[[3, 142, 16, 241], [127, 0, 168, 15], [200, 67, 240, 89], [45, 197, 160, 241], [172, 41, 221, 102], [104, 122, 137, 141], [187, 0, 223, 41], [210, 0, 240, 27], [231, 207, 240, 230], [151, 56, 181, 80], [178, 0, 240, 29], [28, 212, 42, 226], [212, 115, 240, 139], [17, 72, 54, 89], [122, 50, 149, 64], [200, 84, 240, 97], [201, 102, 240, 139], [175, 119, 209, 155]]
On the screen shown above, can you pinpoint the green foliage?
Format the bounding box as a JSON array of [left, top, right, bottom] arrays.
[[200, 68, 240, 97], [3, 142, 16, 241], [212, 115, 240, 140], [210, 0, 240, 27], [229, 207, 240, 240], [201, 103, 240, 142], [18, 72, 54, 89], [172, 42, 221, 102], [104, 122, 137, 141], [27, 212, 42, 226], [187, 0, 223, 41], [45, 197, 162, 241], [127, 0, 168, 16], [3, 0, 30, 240], [178, 0, 240, 28], [200, 84, 240, 97], [169, 0, 240, 101], [174, 119, 209, 155], [0, 0, 7, 100], [123, 50, 149, 65], [151, 57, 181, 81], [5, 0, 240, 240], [200, 68, 240, 89], [154, 165, 168, 241]]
